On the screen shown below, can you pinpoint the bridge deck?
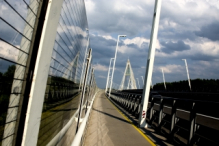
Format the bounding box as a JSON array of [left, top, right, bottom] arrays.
[[83, 91, 154, 146]]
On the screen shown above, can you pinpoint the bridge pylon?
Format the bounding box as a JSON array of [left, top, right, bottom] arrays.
[[119, 59, 137, 90]]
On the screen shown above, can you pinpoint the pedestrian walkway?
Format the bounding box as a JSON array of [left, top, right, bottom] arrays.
[[83, 91, 154, 146]]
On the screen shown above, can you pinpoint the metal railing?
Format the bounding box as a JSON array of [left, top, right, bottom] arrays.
[[107, 90, 219, 145]]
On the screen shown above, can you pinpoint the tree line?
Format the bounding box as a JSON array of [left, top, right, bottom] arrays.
[[153, 79, 219, 93]]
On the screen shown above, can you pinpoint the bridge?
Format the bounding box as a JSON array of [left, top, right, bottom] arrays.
[[0, 0, 218, 146]]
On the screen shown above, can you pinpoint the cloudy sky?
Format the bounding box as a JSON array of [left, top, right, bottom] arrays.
[[84, 0, 219, 89]]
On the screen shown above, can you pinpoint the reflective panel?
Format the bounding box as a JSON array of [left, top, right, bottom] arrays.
[[0, 0, 40, 145], [36, 0, 92, 145]]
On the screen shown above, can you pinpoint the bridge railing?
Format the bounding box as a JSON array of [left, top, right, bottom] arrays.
[[107, 90, 219, 145]]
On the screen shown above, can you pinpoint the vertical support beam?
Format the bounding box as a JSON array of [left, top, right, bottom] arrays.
[[158, 97, 163, 131], [170, 100, 176, 139], [76, 49, 92, 133], [158, 97, 163, 125], [188, 102, 195, 145], [79, 37, 89, 91], [89, 68, 95, 100], [85, 68, 94, 113], [138, 0, 162, 127], [149, 97, 155, 122], [22, 0, 64, 145]]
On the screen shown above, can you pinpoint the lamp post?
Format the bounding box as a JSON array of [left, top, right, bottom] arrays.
[[109, 35, 126, 98], [161, 68, 166, 90], [105, 58, 114, 93], [136, 78, 140, 89], [141, 76, 144, 85], [182, 59, 191, 91]]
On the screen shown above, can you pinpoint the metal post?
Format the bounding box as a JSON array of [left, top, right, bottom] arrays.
[[85, 68, 94, 113], [149, 97, 155, 122], [188, 102, 195, 144], [182, 59, 191, 91], [158, 98, 163, 129], [170, 100, 176, 139], [136, 78, 140, 89], [21, 0, 64, 145], [141, 76, 144, 85], [107, 76, 112, 93], [79, 36, 89, 91], [109, 35, 126, 98], [138, 0, 162, 128], [151, 79, 153, 89], [76, 49, 92, 133], [105, 58, 114, 93], [162, 68, 166, 90]]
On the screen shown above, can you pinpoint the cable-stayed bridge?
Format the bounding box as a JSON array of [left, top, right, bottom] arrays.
[[0, 0, 218, 146]]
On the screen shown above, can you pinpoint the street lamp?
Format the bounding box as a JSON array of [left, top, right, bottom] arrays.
[[162, 68, 166, 90], [136, 78, 140, 89], [141, 76, 144, 85], [109, 35, 126, 98], [182, 59, 191, 91], [105, 58, 114, 93]]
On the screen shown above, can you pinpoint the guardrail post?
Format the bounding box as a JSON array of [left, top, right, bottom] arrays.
[[149, 97, 155, 123], [158, 97, 163, 129], [85, 68, 94, 114], [170, 100, 176, 139], [76, 49, 92, 133], [188, 102, 196, 145]]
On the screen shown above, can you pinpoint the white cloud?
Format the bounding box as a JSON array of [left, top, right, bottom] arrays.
[[155, 64, 184, 74], [98, 75, 106, 79], [124, 37, 149, 48], [85, 0, 95, 12], [101, 35, 115, 40], [93, 64, 108, 71], [0, 41, 19, 62]]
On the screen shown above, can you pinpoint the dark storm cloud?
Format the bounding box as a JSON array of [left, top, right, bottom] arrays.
[[159, 29, 196, 41], [90, 35, 116, 63], [0, 21, 23, 46], [90, 35, 148, 67], [0, 59, 15, 74], [189, 54, 218, 61], [161, 40, 191, 54], [86, 0, 154, 37], [194, 22, 219, 41], [126, 43, 139, 48]]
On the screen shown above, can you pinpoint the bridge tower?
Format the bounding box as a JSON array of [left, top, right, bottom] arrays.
[[119, 59, 137, 90]]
